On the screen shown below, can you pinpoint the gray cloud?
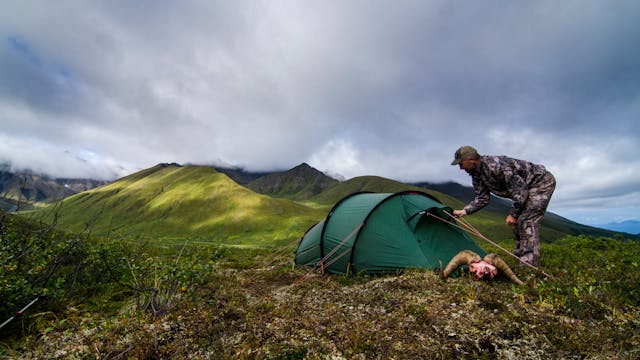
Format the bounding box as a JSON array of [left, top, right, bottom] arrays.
[[1, 0, 639, 225]]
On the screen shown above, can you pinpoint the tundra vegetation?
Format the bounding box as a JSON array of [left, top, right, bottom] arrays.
[[1, 209, 639, 359], [1, 164, 638, 358]]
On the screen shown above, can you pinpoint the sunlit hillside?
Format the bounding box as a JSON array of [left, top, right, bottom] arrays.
[[29, 164, 324, 247]]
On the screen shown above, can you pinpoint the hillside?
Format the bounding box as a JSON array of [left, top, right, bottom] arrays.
[[310, 175, 459, 206], [229, 165, 635, 241], [246, 163, 339, 200], [28, 163, 324, 247]]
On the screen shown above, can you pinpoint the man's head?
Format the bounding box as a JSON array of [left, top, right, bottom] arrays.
[[451, 146, 480, 173], [451, 146, 480, 165]]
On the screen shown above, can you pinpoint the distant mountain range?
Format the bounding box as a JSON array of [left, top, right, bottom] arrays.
[[7, 162, 637, 243], [0, 164, 107, 211], [597, 220, 640, 235]]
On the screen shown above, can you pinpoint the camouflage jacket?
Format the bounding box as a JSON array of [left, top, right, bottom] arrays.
[[463, 156, 550, 217]]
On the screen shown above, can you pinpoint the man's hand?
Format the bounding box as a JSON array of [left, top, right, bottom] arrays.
[[506, 215, 518, 226], [453, 209, 467, 218]]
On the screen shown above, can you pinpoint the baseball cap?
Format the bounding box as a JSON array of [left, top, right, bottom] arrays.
[[451, 146, 480, 165]]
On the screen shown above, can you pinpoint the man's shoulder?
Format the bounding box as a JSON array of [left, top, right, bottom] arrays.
[[480, 155, 502, 161], [480, 155, 511, 166], [479, 156, 524, 175], [481, 155, 546, 173]]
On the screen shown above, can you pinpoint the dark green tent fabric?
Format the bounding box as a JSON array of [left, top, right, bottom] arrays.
[[295, 191, 486, 274]]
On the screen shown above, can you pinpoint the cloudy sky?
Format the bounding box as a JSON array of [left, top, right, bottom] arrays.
[[1, 1, 639, 227]]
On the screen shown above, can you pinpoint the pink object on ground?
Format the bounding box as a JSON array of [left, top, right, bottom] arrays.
[[469, 260, 497, 280]]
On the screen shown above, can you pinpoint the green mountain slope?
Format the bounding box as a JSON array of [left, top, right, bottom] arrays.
[[308, 175, 457, 206], [30, 164, 324, 247], [247, 163, 339, 200]]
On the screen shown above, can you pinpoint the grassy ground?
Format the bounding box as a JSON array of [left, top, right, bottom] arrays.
[[1, 231, 639, 359]]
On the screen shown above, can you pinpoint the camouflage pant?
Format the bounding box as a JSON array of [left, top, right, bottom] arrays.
[[512, 172, 556, 266]]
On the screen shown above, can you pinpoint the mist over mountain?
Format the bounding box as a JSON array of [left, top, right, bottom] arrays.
[[212, 166, 271, 185]]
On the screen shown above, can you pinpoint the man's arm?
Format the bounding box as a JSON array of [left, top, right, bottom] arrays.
[[454, 179, 490, 217], [463, 178, 490, 215]]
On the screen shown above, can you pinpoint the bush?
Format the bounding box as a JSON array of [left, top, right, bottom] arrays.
[[122, 247, 220, 315], [0, 211, 131, 334]]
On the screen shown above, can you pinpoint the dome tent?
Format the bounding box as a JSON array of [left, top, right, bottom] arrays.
[[295, 191, 486, 274]]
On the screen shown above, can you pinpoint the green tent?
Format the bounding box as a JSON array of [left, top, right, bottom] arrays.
[[295, 191, 486, 274]]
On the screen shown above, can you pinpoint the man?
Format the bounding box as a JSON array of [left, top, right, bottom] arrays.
[[450, 146, 556, 266]]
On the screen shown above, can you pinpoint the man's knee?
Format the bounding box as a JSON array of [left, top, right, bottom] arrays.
[[518, 211, 543, 229], [516, 213, 543, 246]]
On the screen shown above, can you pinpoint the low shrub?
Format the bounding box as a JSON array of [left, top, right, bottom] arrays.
[[534, 235, 640, 317], [0, 211, 131, 335]]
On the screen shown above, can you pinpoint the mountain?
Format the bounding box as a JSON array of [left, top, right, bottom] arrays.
[[212, 166, 270, 185], [597, 220, 640, 235], [308, 175, 451, 205], [246, 163, 339, 200], [0, 166, 107, 211], [24, 162, 635, 247], [29, 163, 324, 246]]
